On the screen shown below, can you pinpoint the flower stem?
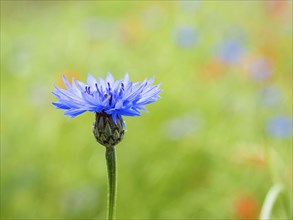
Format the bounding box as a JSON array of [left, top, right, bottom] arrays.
[[260, 184, 283, 220], [105, 146, 116, 220]]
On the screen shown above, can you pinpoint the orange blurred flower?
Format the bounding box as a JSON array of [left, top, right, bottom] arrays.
[[55, 70, 81, 89], [200, 60, 228, 81], [234, 193, 259, 219]]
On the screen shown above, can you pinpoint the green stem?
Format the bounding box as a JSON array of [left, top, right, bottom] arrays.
[[259, 184, 283, 220], [105, 147, 116, 220]]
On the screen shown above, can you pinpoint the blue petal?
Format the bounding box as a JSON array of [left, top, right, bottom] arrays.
[[52, 73, 161, 120], [52, 102, 70, 109], [87, 74, 98, 88], [106, 72, 115, 87], [62, 75, 72, 90], [64, 109, 87, 117]]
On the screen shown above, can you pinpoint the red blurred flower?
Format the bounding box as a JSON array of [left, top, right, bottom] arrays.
[[234, 193, 259, 219]]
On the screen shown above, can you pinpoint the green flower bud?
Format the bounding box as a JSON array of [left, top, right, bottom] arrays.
[[93, 112, 125, 148]]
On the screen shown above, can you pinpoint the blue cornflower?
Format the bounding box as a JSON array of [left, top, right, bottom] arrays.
[[175, 26, 198, 48], [53, 72, 161, 219], [53, 73, 161, 147], [52, 73, 161, 123], [266, 116, 292, 139], [216, 39, 245, 64]]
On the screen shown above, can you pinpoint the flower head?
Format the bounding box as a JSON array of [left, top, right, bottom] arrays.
[[53, 73, 161, 122], [266, 116, 292, 139], [216, 39, 245, 64], [175, 25, 198, 48], [53, 73, 161, 147]]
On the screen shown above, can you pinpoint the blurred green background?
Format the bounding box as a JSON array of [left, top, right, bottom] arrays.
[[1, 1, 292, 219]]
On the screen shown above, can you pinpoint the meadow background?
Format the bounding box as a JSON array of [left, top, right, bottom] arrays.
[[1, 1, 292, 219]]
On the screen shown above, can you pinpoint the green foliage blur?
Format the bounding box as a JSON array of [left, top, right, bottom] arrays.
[[1, 1, 292, 219]]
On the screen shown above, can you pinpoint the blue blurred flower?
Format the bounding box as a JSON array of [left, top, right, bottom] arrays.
[[175, 26, 198, 48], [216, 39, 245, 64], [163, 113, 205, 140], [266, 116, 292, 138], [259, 86, 281, 108], [52, 73, 161, 124]]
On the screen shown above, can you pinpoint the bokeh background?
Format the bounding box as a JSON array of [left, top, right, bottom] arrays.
[[1, 1, 292, 219]]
